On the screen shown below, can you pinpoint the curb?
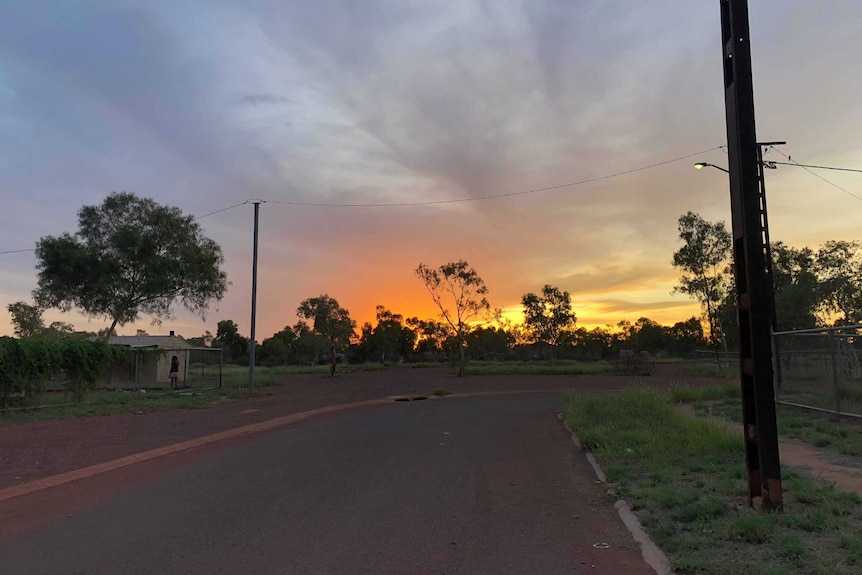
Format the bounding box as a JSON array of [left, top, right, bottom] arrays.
[[559, 414, 674, 575], [0, 389, 564, 504]]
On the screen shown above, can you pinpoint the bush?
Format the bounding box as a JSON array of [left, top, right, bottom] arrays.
[[0, 337, 122, 406]]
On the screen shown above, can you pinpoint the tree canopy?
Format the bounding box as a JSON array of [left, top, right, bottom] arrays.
[[672, 211, 732, 361], [34, 192, 228, 335], [415, 260, 491, 376], [521, 285, 577, 364], [296, 294, 356, 376]]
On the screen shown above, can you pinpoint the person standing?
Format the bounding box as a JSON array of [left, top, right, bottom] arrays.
[[169, 355, 180, 389]]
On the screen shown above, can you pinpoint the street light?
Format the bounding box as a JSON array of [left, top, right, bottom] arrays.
[[694, 162, 729, 173]]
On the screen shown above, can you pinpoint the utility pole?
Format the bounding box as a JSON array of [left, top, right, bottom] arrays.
[[720, 0, 783, 510], [248, 200, 262, 391]]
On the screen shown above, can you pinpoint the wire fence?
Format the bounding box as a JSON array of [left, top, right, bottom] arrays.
[[101, 346, 224, 390], [774, 325, 862, 418]]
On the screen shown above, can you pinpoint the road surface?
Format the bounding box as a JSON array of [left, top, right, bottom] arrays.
[[0, 394, 653, 574]]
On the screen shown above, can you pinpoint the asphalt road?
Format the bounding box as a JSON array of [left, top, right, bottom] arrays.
[[0, 394, 653, 574]]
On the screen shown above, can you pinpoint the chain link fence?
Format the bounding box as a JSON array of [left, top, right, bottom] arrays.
[[773, 325, 862, 417]]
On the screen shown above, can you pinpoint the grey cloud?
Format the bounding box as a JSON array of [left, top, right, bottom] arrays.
[[235, 93, 292, 106]]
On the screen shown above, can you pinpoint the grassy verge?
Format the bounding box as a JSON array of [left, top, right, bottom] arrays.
[[689, 398, 862, 460], [678, 362, 738, 379], [563, 389, 862, 574], [463, 360, 615, 376]]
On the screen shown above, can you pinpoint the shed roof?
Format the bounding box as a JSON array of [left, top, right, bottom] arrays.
[[107, 335, 191, 349]]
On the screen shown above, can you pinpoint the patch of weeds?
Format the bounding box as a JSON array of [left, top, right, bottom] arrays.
[[603, 462, 630, 483], [672, 552, 712, 572], [839, 534, 862, 565], [773, 533, 806, 560], [670, 496, 728, 523], [779, 510, 830, 532], [839, 437, 862, 457], [646, 468, 675, 486], [432, 388, 450, 396], [638, 486, 699, 509], [812, 435, 833, 447], [727, 513, 776, 543]]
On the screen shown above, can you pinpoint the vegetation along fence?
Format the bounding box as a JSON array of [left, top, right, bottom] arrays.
[[0, 338, 225, 410], [773, 325, 862, 418]]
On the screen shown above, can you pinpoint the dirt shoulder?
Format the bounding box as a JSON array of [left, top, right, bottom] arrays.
[[0, 364, 703, 490]]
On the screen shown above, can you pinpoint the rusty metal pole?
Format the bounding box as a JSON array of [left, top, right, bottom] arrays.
[[719, 0, 783, 510]]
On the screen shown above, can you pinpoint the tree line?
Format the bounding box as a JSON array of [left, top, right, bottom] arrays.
[[671, 211, 862, 357], [5, 193, 859, 378]]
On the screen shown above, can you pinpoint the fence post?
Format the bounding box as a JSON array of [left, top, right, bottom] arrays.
[[830, 332, 841, 414], [772, 332, 781, 398]]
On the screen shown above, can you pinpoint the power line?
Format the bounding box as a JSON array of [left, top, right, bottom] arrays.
[[194, 200, 251, 220], [0, 146, 729, 254], [767, 160, 862, 173], [266, 146, 725, 207], [767, 147, 862, 202], [0, 200, 254, 256]]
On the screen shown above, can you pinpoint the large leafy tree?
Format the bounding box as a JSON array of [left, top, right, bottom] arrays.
[[258, 326, 298, 366], [770, 241, 820, 331], [7, 301, 45, 338], [214, 320, 250, 363], [815, 240, 862, 325], [7, 301, 75, 340], [358, 306, 415, 363], [405, 317, 451, 359], [415, 260, 491, 376], [296, 295, 356, 376], [34, 192, 228, 335], [672, 212, 732, 364], [521, 284, 577, 365]]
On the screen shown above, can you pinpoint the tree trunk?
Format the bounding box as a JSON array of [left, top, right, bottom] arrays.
[[458, 337, 466, 377], [107, 317, 120, 339], [330, 342, 337, 377], [705, 297, 722, 367]]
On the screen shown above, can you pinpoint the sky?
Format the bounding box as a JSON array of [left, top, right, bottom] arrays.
[[1, 0, 861, 341]]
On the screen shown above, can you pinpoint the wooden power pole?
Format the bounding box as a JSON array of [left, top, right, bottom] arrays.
[[719, 0, 783, 510]]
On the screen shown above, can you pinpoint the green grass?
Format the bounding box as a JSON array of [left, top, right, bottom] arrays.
[[679, 362, 738, 379], [0, 365, 292, 422], [667, 382, 740, 403], [463, 360, 615, 376], [563, 389, 862, 574], [693, 398, 862, 460], [0, 388, 226, 422]]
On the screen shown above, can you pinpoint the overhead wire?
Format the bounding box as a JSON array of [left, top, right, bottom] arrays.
[[0, 200, 253, 256], [766, 161, 862, 174], [265, 145, 726, 207], [766, 146, 862, 202]]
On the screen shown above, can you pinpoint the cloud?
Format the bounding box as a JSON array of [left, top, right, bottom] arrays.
[[1, 0, 860, 339]]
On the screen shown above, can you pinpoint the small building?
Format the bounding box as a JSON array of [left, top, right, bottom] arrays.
[[107, 332, 191, 387]]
